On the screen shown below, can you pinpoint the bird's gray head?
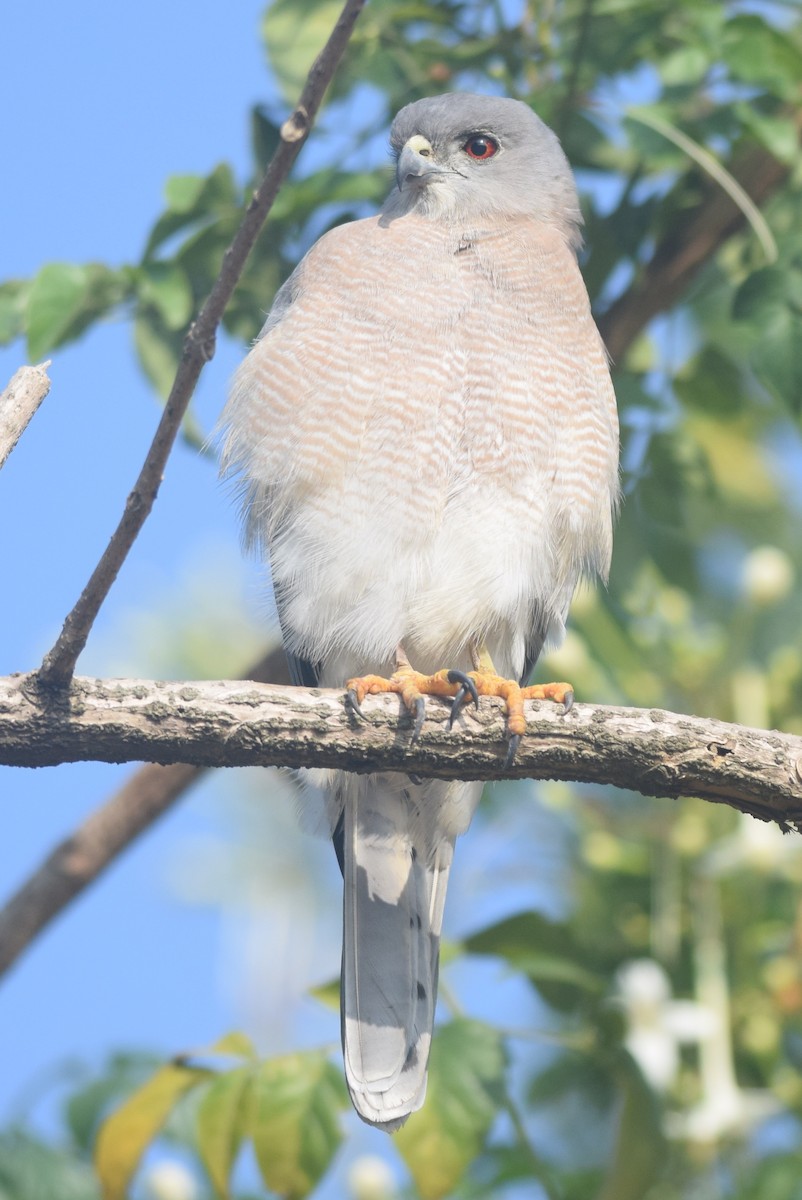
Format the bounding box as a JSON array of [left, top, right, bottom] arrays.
[[384, 93, 582, 246]]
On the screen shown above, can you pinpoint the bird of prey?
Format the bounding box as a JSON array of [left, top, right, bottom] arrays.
[[220, 93, 619, 1131]]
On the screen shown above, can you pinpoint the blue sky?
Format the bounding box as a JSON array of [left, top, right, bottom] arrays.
[[0, 0, 300, 1132]]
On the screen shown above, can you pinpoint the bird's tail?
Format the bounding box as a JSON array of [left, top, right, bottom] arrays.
[[338, 775, 455, 1131]]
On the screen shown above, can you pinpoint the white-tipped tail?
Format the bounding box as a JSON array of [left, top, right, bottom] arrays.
[[340, 777, 455, 1130]]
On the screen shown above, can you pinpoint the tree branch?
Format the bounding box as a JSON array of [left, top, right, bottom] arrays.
[[0, 649, 289, 981], [3, 673, 801, 823], [5, 91, 798, 986], [0, 760, 203, 979], [597, 127, 799, 361], [36, 0, 367, 691], [0, 364, 51, 470]]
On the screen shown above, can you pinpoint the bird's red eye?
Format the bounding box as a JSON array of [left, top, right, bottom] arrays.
[[463, 135, 499, 160]]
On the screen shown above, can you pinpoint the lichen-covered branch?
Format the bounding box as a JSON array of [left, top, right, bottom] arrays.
[[0, 363, 51, 470], [2, 673, 801, 826]]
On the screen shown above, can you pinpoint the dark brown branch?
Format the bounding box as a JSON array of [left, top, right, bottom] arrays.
[[0, 649, 289, 980], [0, 761, 203, 979], [597, 128, 799, 362], [36, 0, 367, 691], [2, 672, 801, 817], [0, 364, 51, 470]]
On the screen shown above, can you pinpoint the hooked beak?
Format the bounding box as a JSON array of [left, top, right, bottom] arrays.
[[396, 135, 448, 191]]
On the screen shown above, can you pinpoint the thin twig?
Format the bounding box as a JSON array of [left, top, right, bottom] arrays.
[[36, 0, 367, 691], [0, 364, 52, 470]]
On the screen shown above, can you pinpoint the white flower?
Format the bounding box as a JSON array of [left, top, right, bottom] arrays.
[[616, 959, 715, 1092], [142, 1160, 198, 1200], [741, 545, 794, 607], [348, 1154, 397, 1199]]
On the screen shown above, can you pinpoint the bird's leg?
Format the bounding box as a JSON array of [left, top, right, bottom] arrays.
[[345, 645, 479, 743], [449, 643, 574, 769], [345, 644, 572, 765]]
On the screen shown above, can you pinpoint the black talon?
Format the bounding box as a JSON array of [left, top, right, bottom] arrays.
[[345, 689, 365, 720], [503, 733, 521, 771], [562, 689, 575, 714], [411, 696, 426, 743], [446, 670, 479, 727], [448, 684, 467, 728]]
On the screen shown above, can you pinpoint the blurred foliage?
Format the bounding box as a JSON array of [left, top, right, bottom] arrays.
[[2, 0, 802, 1197]]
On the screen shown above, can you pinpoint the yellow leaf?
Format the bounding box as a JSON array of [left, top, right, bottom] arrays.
[[206, 1031, 258, 1061], [94, 1063, 206, 1199]]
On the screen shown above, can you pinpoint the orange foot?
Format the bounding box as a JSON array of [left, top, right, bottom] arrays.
[[456, 674, 574, 768], [345, 662, 472, 742], [345, 646, 573, 769]]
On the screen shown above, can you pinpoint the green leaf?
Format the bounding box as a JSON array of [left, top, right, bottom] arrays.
[[674, 346, 746, 417], [269, 167, 388, 223], [196, 1068, 253, 1198], [0, 1130, 100, 1200], [722, 14, 802, 100], [250, 1051, 347, 1199], [750, 309, 802, 412], [26, 263, 88, 360], [133, 309, 183, 399], [394, 1020, 506, 1200], [164, 165, 237, 215], [659, 45, 709, 86], [164, 173, 209, 213], [734, 105, 800, 165], [464, 912, 604, 1009], [262, 0, 345, 103], [175, 212, 239, 300], [145, 165, 238, 259], [308, 977, 340, 1012], [137, 262, 193, 330], [94, 1063, 207, 1200], [26, 262, 130, 360], [732, 266, 802, 410], [64, 1053, 162, 1155], [0, 279, 29, 346], [733, 266, 790, 323], [594, 1053, 666, 1200]]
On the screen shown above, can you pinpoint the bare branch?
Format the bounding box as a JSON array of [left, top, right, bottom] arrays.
[[0, 761, 202, 979], [0, 648, 289, 981], [0, 364, 51, 470], [3, 673, 801, 823], [597, 127, 799, 362], [36, 0, 367, 691]]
